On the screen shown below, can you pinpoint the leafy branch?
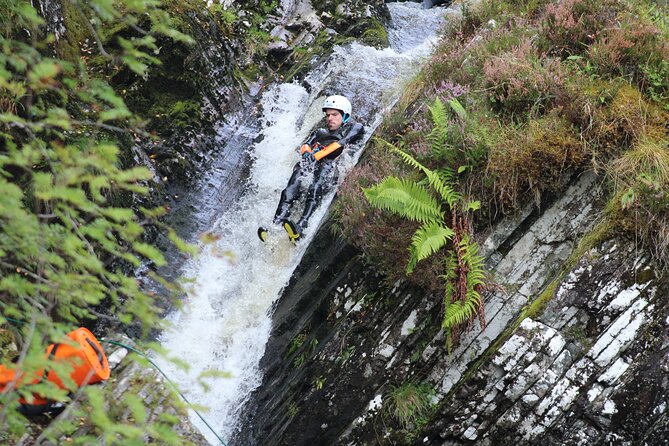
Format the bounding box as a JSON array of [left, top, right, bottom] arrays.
[[0, 0, 198, 443]]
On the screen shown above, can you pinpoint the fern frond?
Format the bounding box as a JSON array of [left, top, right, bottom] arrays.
[[448, 97, 467, 121], [436, 167, 456, 184], [442, 294, 482, 329], [364, 177, 443, 223], [442, 236, 486, 330], [464, 243, 486, 300], [406, 222, 454, 274], [428, 98, 450, 153], [379, 140, 461, 209], [425, 169, 461, 208]]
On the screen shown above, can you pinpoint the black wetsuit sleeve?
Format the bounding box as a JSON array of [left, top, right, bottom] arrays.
[[303, 130, 320, 146], [311, 122, 365, 160], [338, 122, 364, 146]]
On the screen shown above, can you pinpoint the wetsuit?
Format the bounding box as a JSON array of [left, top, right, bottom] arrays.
[[273, 120, 365, 229]]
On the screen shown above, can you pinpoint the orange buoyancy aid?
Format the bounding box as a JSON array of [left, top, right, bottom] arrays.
[[0, 327, 110, 408]]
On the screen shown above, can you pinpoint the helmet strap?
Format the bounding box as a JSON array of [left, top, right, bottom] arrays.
[[342, 113, 350, 123]]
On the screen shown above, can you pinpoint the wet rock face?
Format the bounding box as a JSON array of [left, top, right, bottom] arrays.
[[425, 240, 668, 445], [237, 168, 669, 445], [35, 0, 66, 40]]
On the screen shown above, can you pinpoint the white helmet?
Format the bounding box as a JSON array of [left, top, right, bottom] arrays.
[[322, 95, 352, 122]]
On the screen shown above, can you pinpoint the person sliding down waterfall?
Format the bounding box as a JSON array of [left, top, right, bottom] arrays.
[[258, 95, 364, 243]]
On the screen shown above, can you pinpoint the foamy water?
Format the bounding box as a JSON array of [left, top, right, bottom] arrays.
[[156, 3, 454, 443]]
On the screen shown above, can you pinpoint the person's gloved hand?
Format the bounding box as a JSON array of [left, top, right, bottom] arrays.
[[302, 151, 316, 162]]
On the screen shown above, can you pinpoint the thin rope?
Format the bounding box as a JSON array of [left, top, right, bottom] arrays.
[[100, 339, 229, 446]]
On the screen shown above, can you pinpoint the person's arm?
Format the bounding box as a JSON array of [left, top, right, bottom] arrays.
[[300, 129, 328, 155], [313, 123, 365, 160]]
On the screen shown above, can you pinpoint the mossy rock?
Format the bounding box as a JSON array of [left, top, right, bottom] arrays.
[[359, 18, 389, 49]]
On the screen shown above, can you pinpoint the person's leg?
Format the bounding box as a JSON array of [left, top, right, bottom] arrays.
[[273, 162, 303, 224], [297, 161, 336, 229]]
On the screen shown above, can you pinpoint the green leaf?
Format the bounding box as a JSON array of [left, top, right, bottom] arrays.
[[447, 97, 467, 120], [27, 60, 60, 87], [364, 177, 443, 223], [167, 228, 198, 256], [133, 242, 166, 266], [124, 393, 148, 424], [101, 207, 135, 222], [467, 200, 481, 211], [44, 107, 71, 130], [407, 222, 454, 274], [98, 107, 131, 122], [90, 0, 116, 21], [621, 188, 636, 209], [17, 2, 45, 26]]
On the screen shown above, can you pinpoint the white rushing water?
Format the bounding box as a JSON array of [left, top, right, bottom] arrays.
[[156, 3, 454, 444]]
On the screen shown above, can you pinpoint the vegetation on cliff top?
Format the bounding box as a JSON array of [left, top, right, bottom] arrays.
[[333, 0, 669, 347]]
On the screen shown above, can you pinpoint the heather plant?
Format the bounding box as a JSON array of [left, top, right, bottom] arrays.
[[539, 0, 618, 58], [432, 80, 469, 103], [483, 39, 569, 119], [588, 14, 669, 107]]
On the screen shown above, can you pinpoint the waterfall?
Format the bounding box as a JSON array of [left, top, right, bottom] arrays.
[[156, 3, 456, 443]]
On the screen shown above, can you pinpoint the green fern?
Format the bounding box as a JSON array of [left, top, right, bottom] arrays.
[[365, 98, 488, 350], [442, 235, 486, 353], [407, 222, 455, 274], [428, 98, 450, 155], [364, 177, 443, 223], [427, 97, 467, 163], [377, 138, 460, 208]]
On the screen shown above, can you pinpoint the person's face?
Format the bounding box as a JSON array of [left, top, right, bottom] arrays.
[[324, 108, 344, 131]]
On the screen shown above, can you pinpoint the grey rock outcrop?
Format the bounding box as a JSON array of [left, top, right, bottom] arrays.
[[237, 166, 668, 445]]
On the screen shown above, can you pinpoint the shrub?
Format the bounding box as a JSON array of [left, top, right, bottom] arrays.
[[486, 110, 585, 207], [386, 381, 435, 429], [0, 0, 196, 442], [539, 0, 618, 58], [483, 38, 569, 119]]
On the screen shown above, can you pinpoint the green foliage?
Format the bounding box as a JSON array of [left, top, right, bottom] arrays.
[[409, 222, 455, 273], [442, 235, 486, 352], [289, 332, 318, 369], [363, 99, 488, 345], [365, 176, 444, 225], [0, 0, 196, 443], [386, 381, 435, 430], [607, 137, 669, 265]]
